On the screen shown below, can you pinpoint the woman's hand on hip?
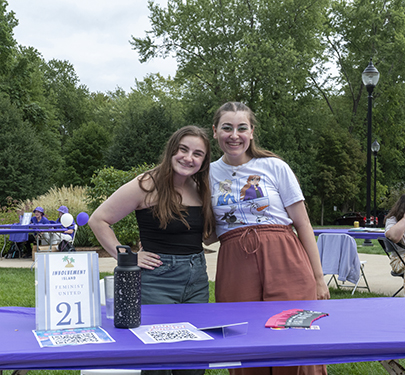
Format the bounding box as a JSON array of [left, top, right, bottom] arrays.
[[137, 251, 163, 270]]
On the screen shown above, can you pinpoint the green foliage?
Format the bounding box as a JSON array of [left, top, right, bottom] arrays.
[[0, 0, 17, 76], [106, 97, 180, 171], [73, 224, 93, 247], [4, 0, 405, 228], [87, 165, 154, 246], [132, 0, 328, 109], [313, 125, 365, 224], [42, 59, 92, 138], [0, 196, 23, 253], [0, 94, 51, 206], [18, 185, 89, 220], [323, 0, 405, 193], [62, 121, 111, 186]]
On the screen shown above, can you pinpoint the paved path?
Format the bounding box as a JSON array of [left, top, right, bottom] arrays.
[[0, 243, 403, 297]]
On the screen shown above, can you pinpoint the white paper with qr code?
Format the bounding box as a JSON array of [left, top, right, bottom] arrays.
[[130, 322, 214, 344], [33, 327, 115, 348]]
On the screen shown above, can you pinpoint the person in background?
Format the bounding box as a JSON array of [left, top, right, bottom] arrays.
[[384, 194, 405, 282], [207, 102, 329, 375], [89, 125, 215, 375], [29, 206, 51, 247], [30, 207, 49, 225], [53, 205, 75, 245]]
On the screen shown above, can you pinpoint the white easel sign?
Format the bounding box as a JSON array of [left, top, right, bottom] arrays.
[[35, 252, 101, 331]]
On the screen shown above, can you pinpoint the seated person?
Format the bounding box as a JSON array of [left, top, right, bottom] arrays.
[[31, 207, 50, 225], [30, 206, 51, 246], [52, 205, 75, 246], [385, 194, 405, 281]]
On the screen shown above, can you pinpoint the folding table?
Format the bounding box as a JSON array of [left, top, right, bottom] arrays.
[[0, 298, 404, 373]]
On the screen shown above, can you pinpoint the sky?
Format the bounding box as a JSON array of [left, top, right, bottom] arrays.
[[8, 0, 178, 94]]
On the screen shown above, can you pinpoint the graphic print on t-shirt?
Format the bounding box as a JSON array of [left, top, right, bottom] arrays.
[[216, 179, 238, 206], [213, 174, 275, 229], [240, 175, 264, 201], [243, 198, 273, 224]]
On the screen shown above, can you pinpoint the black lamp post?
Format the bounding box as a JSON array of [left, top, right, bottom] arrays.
[[361, 58, 379, 246], [372, 139, 380, 228]]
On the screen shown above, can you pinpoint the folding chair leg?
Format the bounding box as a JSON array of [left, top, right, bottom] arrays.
[[351, 263, 371, 295], [360, 264, 371, 293], [393, 286, 404, 298], [326, 275, 334, 286], [332, 275, 341, 289], [327, 275, 341, 289], [352, 278, 361, 295], [379, 359, 405, 375]]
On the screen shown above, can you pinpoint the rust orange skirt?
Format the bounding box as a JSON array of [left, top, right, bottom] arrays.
[[216, 224, 327, 375]]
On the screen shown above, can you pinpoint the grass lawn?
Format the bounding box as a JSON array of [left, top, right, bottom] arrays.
[[0, 266, 401, 375]]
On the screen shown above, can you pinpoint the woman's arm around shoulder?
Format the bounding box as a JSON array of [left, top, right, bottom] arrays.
[[286, 201, 330, 300]]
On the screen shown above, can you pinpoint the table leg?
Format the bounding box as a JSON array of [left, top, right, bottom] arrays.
[[47, 232, 54, 251], [0, 234, 7, 258]]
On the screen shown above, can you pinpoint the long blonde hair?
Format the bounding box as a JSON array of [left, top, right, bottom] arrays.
[[138, 125, 215, 239]]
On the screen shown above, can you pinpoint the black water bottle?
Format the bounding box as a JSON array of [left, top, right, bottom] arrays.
[[114, 245, 141, 328]]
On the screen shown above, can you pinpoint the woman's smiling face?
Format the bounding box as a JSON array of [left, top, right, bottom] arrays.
[[213, 111, 254, 165], [171, 135, 207, 178]]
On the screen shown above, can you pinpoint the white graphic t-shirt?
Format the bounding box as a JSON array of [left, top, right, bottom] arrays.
[[210, 157, 304, 237]]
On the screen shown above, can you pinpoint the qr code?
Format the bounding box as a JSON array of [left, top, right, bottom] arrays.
[[147, 329, 199, 343], [49, 332, 99, 346]]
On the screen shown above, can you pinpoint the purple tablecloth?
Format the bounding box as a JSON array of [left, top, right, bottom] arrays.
[[7, 223, 29, 242], [0, 223, 68, 235], [314, 228, 385, 240], [1, 298, 405, 371]]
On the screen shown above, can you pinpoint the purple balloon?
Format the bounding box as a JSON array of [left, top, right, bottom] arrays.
[[76, 212, 89, 226]]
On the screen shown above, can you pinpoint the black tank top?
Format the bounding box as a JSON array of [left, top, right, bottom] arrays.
[[135, 206, 204, 255]]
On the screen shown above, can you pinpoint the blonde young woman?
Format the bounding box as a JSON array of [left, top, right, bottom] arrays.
[[89, 125, 215, 375], [207, 102, 329, 375]]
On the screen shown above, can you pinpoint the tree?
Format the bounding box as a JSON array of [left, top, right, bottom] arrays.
[[0, 94, 50, 205], [131, 0, 329, 111], [62, 121, 111, 186], [131, 0, 331, 202], [0, 0, 17, 77], [106, 103, 177, 170], [319, 0, 405, 190], [42, 59, 92, 139], [313, 125, 364, 225]]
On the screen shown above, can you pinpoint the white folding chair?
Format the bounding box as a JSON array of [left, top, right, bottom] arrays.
[[317, 233, 370, 294]]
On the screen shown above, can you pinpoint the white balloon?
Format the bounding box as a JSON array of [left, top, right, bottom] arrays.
[[61, 213, 74, 227]]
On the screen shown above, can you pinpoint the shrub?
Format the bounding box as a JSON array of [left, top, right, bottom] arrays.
[[17, 185, 88, 221], [0, 196, 25, 254], [87, 164, 154, 247]]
